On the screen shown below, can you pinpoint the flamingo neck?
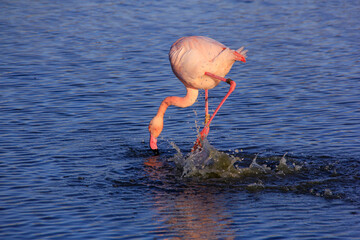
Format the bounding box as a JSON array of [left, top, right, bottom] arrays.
[[149, 87, 198, 139], [156, 87, 198, 117]]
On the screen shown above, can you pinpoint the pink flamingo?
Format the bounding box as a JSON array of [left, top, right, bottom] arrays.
[[149, 36, 247, 154]]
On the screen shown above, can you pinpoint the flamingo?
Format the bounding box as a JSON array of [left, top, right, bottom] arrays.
[[148, 36, 247, 154]]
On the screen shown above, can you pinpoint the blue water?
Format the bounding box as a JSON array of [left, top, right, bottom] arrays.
[[1, 0, 360, 239]]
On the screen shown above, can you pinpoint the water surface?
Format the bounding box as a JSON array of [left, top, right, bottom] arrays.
[[1, 0, 360, 239]]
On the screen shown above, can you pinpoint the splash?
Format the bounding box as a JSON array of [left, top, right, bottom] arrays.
[[164, 139, 359, 202], [170, 139, 239, 178], [169, 138, 301, 179]]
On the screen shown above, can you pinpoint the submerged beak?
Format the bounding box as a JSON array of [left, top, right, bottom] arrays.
[[234, 51, 246, 63], [150, 135, 159, 155]]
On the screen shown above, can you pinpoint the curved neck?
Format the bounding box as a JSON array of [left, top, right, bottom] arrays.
[[156, 87, 198, 118]]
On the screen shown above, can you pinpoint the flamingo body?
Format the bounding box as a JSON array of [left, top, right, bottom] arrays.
[[169, 36, 238, 90], [149, 36, 247, 152]]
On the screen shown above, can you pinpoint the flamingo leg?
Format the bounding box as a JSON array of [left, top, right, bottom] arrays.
[[204, 89, 210, 127], [192, 72, 236, 151], [205, 89, 209, 119]]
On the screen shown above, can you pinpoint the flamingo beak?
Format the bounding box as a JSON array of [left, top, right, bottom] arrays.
[[234, 51, 246, 63], [150, 135, 159, 155]]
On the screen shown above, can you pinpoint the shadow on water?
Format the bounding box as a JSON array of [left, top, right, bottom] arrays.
[[149, 183, 236, 239]]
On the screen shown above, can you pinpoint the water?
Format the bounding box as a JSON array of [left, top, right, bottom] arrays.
[[1, 0, 360, 238]]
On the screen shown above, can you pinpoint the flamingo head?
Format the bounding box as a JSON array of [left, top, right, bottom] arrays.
[[149, 115, 163, 155], [149, 135, 159, 155]]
